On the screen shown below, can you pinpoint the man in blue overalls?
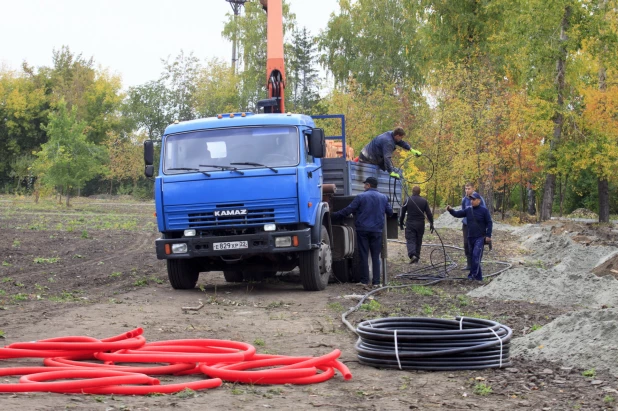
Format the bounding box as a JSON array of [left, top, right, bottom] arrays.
[[333, 177, 393, 288], [447, 193, 492, 281]]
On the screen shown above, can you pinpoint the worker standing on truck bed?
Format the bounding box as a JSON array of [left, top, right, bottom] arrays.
[[359, 127, 422, 179], [333, 177, 393, 289]]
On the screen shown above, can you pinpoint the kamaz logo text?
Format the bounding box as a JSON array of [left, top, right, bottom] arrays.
[[214, 209, 248, 217]]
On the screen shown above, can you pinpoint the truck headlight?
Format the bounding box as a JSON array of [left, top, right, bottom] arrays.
[[184, 229, 196, 237], [275, 237, 292, 247], [172, 243, 188, 253], [264, 224, 276, 232]]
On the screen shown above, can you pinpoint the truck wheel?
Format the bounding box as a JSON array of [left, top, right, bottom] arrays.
[[332, 259, 350, 283], [167, 259, 199, 289], [299, 226, 332, 291], [223, 271, 244, 282]]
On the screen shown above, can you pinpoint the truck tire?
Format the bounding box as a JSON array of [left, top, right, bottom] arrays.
[[223, 271, 244, 282], [299, 226, 332, 291], [167, 259, 199, 289]]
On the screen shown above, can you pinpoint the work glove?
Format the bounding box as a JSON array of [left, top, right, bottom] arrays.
[[430, 224, 434, 233], [410, 149, 422, 157], [389, 171, 401, 179]]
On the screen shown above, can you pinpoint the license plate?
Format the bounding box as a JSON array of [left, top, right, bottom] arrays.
[[213, 241, 248, 251]]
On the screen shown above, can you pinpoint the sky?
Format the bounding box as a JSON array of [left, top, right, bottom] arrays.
[[0, 0, 340, 89]]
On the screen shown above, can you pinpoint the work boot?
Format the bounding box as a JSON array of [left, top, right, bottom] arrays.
[[409, 256, 419, 264]]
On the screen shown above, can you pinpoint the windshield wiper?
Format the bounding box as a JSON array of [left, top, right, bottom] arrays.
[[167, 167, 211, 177], [199, 164, 244, 175], [230, 162, 278, 173]]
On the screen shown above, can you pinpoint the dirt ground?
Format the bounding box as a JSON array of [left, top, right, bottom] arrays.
[[1, 196, 617, 410]]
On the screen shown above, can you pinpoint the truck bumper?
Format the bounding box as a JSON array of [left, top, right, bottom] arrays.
[[155, 228, 313, 260]]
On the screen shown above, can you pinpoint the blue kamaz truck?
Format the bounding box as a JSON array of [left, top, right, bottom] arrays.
[[143, 0, 401, 291], [144, 114, 401, 291]]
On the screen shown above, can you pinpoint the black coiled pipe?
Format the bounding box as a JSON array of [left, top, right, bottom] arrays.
[[355, 317, 512, 371]]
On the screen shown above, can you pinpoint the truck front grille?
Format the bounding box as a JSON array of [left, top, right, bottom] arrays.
[[165, 199, 298, 230]]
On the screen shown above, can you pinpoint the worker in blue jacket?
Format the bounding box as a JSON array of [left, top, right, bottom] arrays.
[[447, 192, 492, 281], [333, 177, 393, 288], [461, 182, 486, 270], [359, 127, 421, 179]]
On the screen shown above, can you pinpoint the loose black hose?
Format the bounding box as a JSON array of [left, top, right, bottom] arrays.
[[355, 316, 512, 371]]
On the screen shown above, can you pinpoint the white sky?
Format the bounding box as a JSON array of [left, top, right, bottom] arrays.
[[0, 0, 340, 88]]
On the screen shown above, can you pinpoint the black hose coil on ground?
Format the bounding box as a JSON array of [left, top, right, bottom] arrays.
[[355, 317, 513, 371]]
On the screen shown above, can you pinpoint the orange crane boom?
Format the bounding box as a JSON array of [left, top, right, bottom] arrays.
[[259, 0, 285, 113]]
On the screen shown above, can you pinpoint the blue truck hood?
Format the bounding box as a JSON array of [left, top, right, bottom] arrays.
[[160, 170, 299, 230]]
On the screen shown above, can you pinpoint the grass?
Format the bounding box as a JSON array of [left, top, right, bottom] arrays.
[[174, 388, 197, 398], [48, 291, 82, 302], [360, 299, 381, 312], [530, 324, 542, 332], [12, 293, 29, 302], [253, 338, 265, 346], [33, 257, 60, 264], [474, 383, 493, 396], [582, 368, 596, 378], [327, 302, 345, 312]]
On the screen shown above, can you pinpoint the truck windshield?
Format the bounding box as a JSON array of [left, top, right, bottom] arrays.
[[163, 126, 299, 174]]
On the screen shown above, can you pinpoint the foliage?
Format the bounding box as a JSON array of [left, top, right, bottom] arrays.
[[32, 99, 107, 205], [124, 80, 174, 141], [287, 27, 320, 113]]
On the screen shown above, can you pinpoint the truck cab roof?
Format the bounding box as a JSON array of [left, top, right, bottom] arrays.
[[164, 113, 316, 135]]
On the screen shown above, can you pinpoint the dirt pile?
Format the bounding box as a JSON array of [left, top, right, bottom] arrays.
[[567, 208, 598, 219], [511, 308, 618, 377], [468, 224, 618, 308]]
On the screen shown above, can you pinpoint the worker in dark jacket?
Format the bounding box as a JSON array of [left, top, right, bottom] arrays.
[[447, 192, 492, 281], [359, 127, 421, 179], [460, 182, 486, 270], [333, 177, 393, 288], [399, 186, 434, 263]]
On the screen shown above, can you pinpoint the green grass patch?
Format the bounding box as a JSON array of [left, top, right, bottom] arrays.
[[33, 257, 60, 264], [474, 383, 493, 396], [360, 299, 381, 312], [582, 368, 596, 378]]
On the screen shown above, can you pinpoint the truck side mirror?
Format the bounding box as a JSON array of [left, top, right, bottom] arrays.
[[145, 165, 154, 178], [144, 140, 154, 165], [307, 128, 326, 158], [144, 140, 154, 177]]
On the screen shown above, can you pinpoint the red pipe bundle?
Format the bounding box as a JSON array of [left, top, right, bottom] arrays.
[[0, 327, 351, 395]]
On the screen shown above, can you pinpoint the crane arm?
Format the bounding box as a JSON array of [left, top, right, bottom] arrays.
[[258, 0, 285, 113]]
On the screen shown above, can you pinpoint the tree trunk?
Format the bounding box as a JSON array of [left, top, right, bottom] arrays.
[[540, 5, 571, 221], [558, 175, 563, 217], [66, 185, 71, 207], [598, 178, 609, 223], [597, 41, 609, 224], [559, 174, 568, 217]]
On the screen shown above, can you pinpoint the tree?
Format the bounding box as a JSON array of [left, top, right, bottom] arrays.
[[318, 0, 422, 89], [287, 27, 320, 113], [32, 99, 106, 206], [160, 50, 201, 121], [194, 58, 241, 117], [0, 68, 49, 180], [124, 80, 174, 142], [104, 131, 145, 194]]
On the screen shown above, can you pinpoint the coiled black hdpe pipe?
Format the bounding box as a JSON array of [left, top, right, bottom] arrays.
[[355, 316, 512, 371]]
